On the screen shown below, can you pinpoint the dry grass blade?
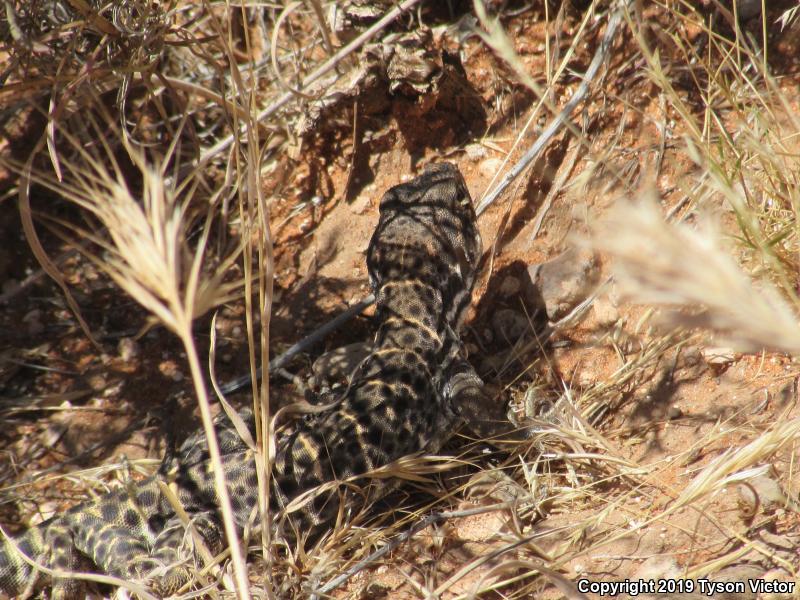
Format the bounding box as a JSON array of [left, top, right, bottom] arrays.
[[475, 0, 631, 214], [2, 108, 253, 596], [673, 415, 800, 511], [17, 156, 100, 349], [591, 194, 800, 354]]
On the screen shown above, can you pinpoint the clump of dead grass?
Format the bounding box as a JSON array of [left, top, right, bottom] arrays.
[[5, 1, 800, 598], [565, 0, 800, 589], [476, 3, 800, 596], [592, 195, 800, 354]]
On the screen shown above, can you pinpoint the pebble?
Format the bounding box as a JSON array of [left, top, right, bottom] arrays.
[[88, 373, 107, 390], [667, 405, 682, 420], [465, 143, 487, 161], [701, 346, 736, 366], [737, 474, 790, 511], [592, 295, 619, 326], [41, 422, 68, 448], [159, 360, 184, 382], [479, 157, 503, 179], [682, 345, 703, 367], [117, 337, 140, 362], [526, 248, 599, 321], [759, 569, 796, 600]]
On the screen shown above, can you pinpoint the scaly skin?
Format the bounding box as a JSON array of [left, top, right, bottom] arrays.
[[0, 162, 488, 598]]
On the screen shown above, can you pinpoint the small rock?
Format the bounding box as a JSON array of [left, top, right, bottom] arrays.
[[349, 191, 372, 215], [737, 474, 796, 511], [682, 345, 703, 366], [479, 157, 503, 179], [634, 555, 680, 581], [526, 248, 599, 321], [88, 373, 107, 390], [491, 309, 528, 343], [577, 369, 593, 388], [158, 359, 184, 382], [759, 569, 796, 600], [465, 143, 487, 161], [592, 295, 619, 326], [702, 346, 736, 366], [667, 405, 682, 420], [117, 337, 140, 362], [498, 275, 520, 297]]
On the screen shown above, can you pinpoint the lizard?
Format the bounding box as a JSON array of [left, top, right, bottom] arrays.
[[0, 162, 505, 599]]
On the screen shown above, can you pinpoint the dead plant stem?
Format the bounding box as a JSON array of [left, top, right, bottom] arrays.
[[179, 328, 251, 600]]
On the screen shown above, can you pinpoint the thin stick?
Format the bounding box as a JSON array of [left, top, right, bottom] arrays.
[[0, 248, 78, 305], [474, 1, 629, 214], [219, 294, 375, 395]]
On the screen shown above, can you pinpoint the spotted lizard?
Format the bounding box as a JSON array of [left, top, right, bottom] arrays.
[[0, 162, 505, 598]]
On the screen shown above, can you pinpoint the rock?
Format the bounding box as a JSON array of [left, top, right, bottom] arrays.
[[465, 143, 487, 161], [682, 346, 703, 367], [634, 555, 680, 580], [159, 359, 184, 382], [576, 369, 593, 388], [117, 337, 140, 362], [88, 373, 107, 390], [479, 157, 503, 179], [490, 309, 527, 343], [526, 248, 599, 321], [498, 275, 520, 297], [759, 569, 796, 600], [592, 295, 619, 326], [701, 346, 736, 366], [737, 474, 798, 512], [41, 422, 68, 448]]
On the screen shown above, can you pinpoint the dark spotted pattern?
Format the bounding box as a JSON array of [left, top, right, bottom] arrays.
[[0, 163, 488, 599]]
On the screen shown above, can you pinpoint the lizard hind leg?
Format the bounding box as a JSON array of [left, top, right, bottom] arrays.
[[145, 511, 225, 596], [42, 523, 86, 600]]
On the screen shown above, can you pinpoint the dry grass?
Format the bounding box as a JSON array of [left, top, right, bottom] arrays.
[[3, 0, 800, 598]]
